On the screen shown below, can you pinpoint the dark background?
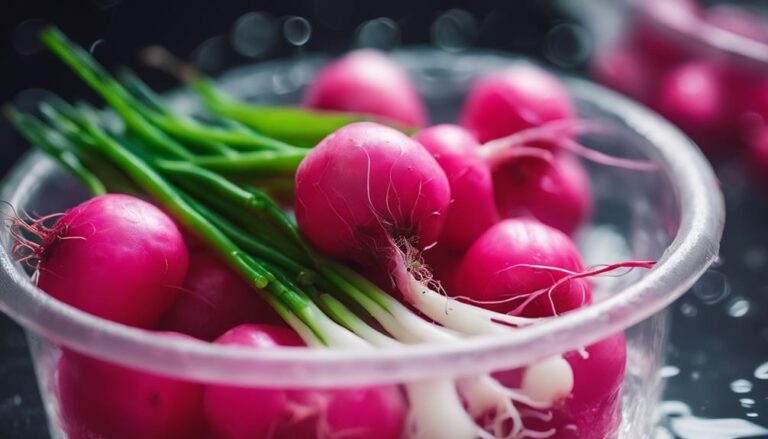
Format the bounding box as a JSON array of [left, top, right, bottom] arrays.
[[2, 1, 767, 438]]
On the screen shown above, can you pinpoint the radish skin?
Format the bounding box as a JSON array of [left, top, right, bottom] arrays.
[[33, 194, 188, 327]]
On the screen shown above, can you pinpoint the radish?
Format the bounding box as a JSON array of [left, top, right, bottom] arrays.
[[492, 152, 592, 236], [15, 194, 188, 327], [58, 332, 206, 439], [413, 124, 500, 251], [423, 245, 464, 295], [460, 65, 575, 144], [204, 324, 406, 439], [455, 218, 590, 317], [158, 248, 281, 341], [494, 333, 627, 439], [628, 0, 700, 67], [591, 45, 658, 103], [652, 62, 732, 154], [304, 49, 427, 127]]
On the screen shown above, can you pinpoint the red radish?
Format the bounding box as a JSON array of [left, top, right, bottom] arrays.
[[705, 5, 768, 43], [294, 121, 450, 265], [204, 324, 406, 439], [58, 332, 206, 439], [24, 194, 188, 327], [591, 45, 657, 103], [653, 62, 732, 154], [413, 124, 500, 251], [304, 49, 427, 127], [423, 245, 464, 295], [494, 333, 627, 439], [158, 249, 281, 341], [748, 124, 768, 188], [628, 0, 700, 67], [460, 65, 575, 144], [454, 218, 590, 317], [492, 152, 592, 236]]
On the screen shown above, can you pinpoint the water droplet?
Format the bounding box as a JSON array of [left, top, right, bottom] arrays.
[[543, 23, 592, 68], [431, 9, 479, 53], [13, 19, 45, 56], [194, 36, 227, 74], [754, 361, 768, 380], [355, 17, 400, 50], [283, 16, 311, 47], [691, 371, 701, 382], [660, 365, 680, 378], [746, 412, 758, 418], [691, 351, 708, 366], [743, 247, 768, 271], [740, 398, 755, 408], [727, 298, 751, 318], [231, 12, 277, 58], [681, 302, 698, 317], [692, 270, 731, 305], [730, 379, 753, 393]]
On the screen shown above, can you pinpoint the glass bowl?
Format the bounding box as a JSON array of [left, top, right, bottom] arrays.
[[0, 50, 724, 439]]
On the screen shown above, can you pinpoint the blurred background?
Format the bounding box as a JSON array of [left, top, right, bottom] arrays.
[[1, 0, 767, 438]]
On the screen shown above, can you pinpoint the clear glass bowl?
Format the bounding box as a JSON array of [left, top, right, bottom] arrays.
[[0, 50, 724, 439]]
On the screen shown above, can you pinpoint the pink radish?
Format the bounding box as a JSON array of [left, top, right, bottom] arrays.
[[628, 0, 700, 67], [204, 324, 406, 439], [653, 62, 732, 154], [58, 332, 206, 439], [304, 49, 427, 127], [460, 65, 575, 144], [413, 124, 500, 251], [294, 121, 450, 265], [158, 249, 281, 341], [494, 332, 627, 439], [591, 45, 658, 103], [17, 194, 188, 327], [492, 152, 592, 236], [454, 218, 590, 317], [423, 245, 464, 295]]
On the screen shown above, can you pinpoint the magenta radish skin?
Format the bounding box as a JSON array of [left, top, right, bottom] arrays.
[[628, 0, 700, 66], [492, 152, 592, 236], [294, 122, 450, 264], [158, 249, 281, 341], [204, 324, 406, 439], [37, 194, 188, 327], [455, 219, 590, 317], [58, 333, 206, 439], [304, 49, 427, 127], [414, 124, 500, 251], [494, 333, 627, 438], [423, 245, 464, 296], [203, 324, 304, 439], [653, 62, 732, 153], [459, 65, 575, 144], [591, 45, 657, 103]]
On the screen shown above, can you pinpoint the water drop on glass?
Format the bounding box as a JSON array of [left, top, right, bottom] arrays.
[[355, 17, 400, 50], [543, 23, 592, 67], [660, 365, 680, 378], [13, 19, 45, 56], [727, 298, 751, 318], [730, 379, 753, 393], [431, 9, 479, 52], [680, 302, 698, 317], [746, 412, 759, 418], [283, 16, 311, 47], [754, 361, 768, 380], [692, 270, 730, 305], [231, 12, 277, 58], [740, 398, 755, 408], [691, 371, 701, 382]]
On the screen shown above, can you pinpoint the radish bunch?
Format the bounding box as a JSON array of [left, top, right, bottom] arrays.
[[592, 0, 768, 161], [5, 28, 660, 439]]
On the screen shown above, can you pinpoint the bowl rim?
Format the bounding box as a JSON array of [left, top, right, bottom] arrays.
[[630, 0, 768, 67], [0, 51, 725, 387]]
